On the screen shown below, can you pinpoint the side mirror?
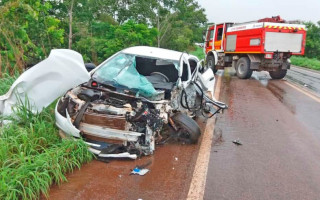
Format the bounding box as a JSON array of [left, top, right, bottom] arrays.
[[85, 63, 96, 72], [198, 59, 206, 73], [202, 30, 207, 42]]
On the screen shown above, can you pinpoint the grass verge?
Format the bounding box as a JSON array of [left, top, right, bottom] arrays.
[[0, 75, 93, 200], [291, 56, 320, 71], [190, 46, 205, 60]]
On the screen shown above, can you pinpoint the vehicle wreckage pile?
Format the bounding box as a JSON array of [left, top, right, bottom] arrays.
[[55, 47, 227, 159], [1, 47, 227, 161]]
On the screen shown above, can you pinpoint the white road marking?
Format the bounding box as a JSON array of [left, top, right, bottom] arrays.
[[285, 81, 320, 103], [187, 76, 222, 200]]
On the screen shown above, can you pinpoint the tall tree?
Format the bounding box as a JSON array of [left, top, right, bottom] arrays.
[[305, 21, 320, 59]]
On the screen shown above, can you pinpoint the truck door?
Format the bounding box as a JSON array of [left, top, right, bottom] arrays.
[[214, 24, 224, 50], [205, 27, 215, 54]]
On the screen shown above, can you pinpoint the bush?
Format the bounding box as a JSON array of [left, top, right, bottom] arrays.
[[291, 56, 320, 70], [0, 76, 93, 199], [190, 46, 205, 60]]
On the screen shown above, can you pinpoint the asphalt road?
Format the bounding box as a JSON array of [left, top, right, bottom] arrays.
[[205, 68, 320, 200], [286, 66, 320, 97]]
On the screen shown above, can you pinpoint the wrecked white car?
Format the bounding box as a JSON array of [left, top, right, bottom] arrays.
[[55, 46, 227, 159]]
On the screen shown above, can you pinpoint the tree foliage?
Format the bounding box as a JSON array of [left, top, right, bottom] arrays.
[[0, 0, 207, 76], [305, 21, 320, 60], [0, 0, 64, 76]]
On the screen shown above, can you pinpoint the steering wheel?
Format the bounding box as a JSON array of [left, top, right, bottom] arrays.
[[150, 72, 170, 82]]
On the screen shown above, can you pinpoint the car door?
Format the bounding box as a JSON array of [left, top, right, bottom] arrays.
[[214, 24, 224, 50], [205, 27, 215, 54]]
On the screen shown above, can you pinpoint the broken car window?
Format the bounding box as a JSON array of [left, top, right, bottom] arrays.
[[92, 53, 158, 97]]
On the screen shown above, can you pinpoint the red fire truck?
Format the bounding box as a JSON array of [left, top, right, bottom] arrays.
[[204, 16, 306, 79]]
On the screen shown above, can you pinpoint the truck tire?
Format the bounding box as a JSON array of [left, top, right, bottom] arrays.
[[269, 69, 287, 79], [206, 55, 217, 74], [236, 57, 252, 79], [172, 113, 201, 144]]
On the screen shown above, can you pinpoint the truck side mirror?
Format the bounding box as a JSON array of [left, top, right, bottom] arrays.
[[202, 30, 207, 42]]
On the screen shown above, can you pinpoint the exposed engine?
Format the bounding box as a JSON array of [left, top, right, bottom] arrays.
[[57, 84, 169, 157]]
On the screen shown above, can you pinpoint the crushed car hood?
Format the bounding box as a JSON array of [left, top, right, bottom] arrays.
[[0, 49, 90, 116]]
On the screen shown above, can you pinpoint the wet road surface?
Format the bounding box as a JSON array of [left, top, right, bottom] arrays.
[[44, 117, 207, 200], [286, 66, 320, 97], [205, 69, 320, 200]]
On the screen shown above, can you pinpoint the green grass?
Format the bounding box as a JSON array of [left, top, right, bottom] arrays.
[[190, 46, 205, 60], [291, 56, 320, 71], [0, 74, 17, 95], [0, 75, 93, 199]]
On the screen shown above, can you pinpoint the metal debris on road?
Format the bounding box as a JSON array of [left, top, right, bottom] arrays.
[[232, 139, 242, 145]]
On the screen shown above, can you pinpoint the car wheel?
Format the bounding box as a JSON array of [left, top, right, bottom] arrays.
[[172, 113, 201, 144], [269, 69, 287, 79], [206, 55, 217, 74], [236, 57, 252, 79]]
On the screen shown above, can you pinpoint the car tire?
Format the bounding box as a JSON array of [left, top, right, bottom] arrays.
[[236, 57, 252, 79], [269, 69, 287, 79], [206, 55, 217, 74], [172, 113, 201, 144]]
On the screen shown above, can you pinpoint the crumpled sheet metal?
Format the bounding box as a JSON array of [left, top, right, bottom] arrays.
[[0, 49, 90, 116]]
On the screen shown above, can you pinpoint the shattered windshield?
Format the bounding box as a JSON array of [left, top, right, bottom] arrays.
[[92, 53, 158, 97]]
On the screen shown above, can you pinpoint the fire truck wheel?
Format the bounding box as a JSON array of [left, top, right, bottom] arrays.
[[269, 69, 287, 79], [236, 57, 252, 79], [206, 55, 217, 74]]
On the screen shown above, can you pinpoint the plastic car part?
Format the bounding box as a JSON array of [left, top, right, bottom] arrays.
[[0, 49, 90, 116]]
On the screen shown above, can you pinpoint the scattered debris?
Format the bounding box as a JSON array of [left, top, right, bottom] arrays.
[[232, 139, 242, 146], [131, 168, 149, 176], [130, 160, 152, 176]]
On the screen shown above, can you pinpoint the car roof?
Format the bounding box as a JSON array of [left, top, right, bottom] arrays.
[[121, 46, 184, 61]]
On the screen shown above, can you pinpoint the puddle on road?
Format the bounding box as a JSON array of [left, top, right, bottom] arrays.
[[221, 69, 297, 115], [251, 72, 270, 87]]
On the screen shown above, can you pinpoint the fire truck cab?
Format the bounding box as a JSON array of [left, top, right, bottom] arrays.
[[204, 16, 306, 79]]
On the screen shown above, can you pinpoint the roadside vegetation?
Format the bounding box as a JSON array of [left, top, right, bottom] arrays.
[[190, 46, 205, 60], [291, 21, 320, 70], [0, 77, 93, 199], [291, 56, 320, 70], [0, 0, 206, 76]]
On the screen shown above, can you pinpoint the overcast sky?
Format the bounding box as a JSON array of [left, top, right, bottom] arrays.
[[197, 0, 320, 24]]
